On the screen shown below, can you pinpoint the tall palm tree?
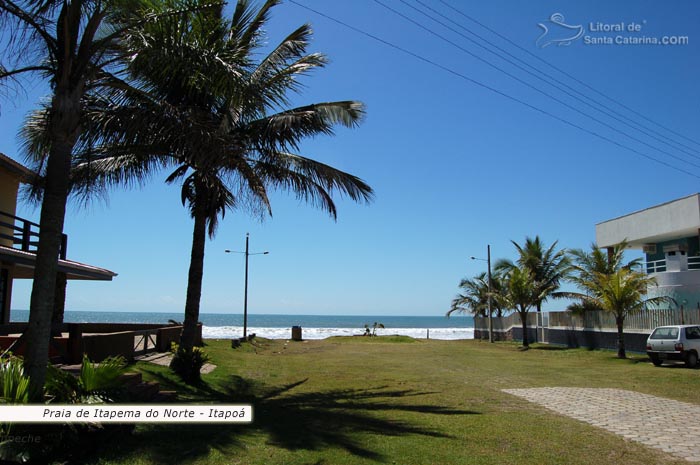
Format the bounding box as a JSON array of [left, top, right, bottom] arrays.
[[568, 241, 633, 278], [496, 236, 569, 343], [447, 272, 505, 318], [62, 0, 373, 373], [0, 0, 167, 392], [566, 242, 672, 358], [497, 265, 539, 348], [496, 236, 569, 314]]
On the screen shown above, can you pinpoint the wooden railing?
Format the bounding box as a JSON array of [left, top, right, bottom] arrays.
[[133, 329, 159, 356], [0, 209, 67, 259]]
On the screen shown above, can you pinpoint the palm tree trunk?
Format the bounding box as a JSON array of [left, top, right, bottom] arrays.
[[24, 90, 80, 395], [51, 272, 68, 335], [615, 315, 626, 359], [180, 193, 208, 352], [520, 309, 529, 348]]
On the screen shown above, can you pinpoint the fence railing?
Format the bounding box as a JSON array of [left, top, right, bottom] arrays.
[[133, 329, 159, 356], [643, 256, 700, 273], [645, 259, 667, 274], [474, 312, 536, 331], [689, 256, 700, 270], [0, 209, 67, 259], [476, 307, 700, 333]]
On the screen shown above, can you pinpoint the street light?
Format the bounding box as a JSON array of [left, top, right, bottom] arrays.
[[225, 233, 268, 339], [471, 244, 493, 343]]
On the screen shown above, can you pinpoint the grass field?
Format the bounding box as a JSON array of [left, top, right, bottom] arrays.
[[89, 337, 700, 465]]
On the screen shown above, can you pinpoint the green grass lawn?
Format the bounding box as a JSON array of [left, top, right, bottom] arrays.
[[88, 338, 699, 465]]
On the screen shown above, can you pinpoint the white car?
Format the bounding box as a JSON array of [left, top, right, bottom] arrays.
[[646, 325, 700, 368]]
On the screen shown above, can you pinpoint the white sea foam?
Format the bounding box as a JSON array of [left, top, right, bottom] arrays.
[[202, 326, 474, 340]]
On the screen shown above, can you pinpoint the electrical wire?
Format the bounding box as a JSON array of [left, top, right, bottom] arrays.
[[374, 0, 700, 170], [438, 0, 700, 150], [287, 0, 700, 179], [408, 0, 700, 161]]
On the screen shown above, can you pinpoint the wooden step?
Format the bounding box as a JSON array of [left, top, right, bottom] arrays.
[[56, 364, 177, 403], [127, 381, 160, 401], [118, 372, 143, 387], [152, 390, 178, 402]]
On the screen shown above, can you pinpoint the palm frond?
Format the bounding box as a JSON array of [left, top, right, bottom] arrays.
[[245, 101, 365, 151], [253, 151, 372, 217]]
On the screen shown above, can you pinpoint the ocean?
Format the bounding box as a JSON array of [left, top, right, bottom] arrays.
[[10, 310, 474, 340]]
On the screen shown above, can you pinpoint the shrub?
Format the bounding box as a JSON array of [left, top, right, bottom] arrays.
[[169, 343, 210, 384], [0, 354, 129, 463], [0, 355, 31, 405], [363, 322, 385, 337], [45, 355, 127, 403]]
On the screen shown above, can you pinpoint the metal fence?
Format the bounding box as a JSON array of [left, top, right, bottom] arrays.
[[476, 307, 700, 333], [474, 312, 536, 331]]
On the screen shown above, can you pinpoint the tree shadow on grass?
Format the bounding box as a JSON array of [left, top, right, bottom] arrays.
[[225, 377, 475, 460], [87, 375, 477, 464]]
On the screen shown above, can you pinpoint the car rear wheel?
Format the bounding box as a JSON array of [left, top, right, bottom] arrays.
[[651, 356, 663, 367], [685, 351, 698, 368]]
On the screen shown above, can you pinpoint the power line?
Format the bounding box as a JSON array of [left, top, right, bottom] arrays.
[[408, 0, 700, 161], [439, 0, 700, 150], [374, 0, 700, 170], [287, 0, 700, 179]]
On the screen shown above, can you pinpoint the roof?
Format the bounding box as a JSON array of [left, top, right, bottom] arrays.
[[596, 193, 700, 249], [0, 246, 117, 280], [0, 153, 35, 184]]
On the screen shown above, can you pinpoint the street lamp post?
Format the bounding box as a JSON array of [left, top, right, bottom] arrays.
[[471, 244, 493, 343], [225, 233, 268, 339]]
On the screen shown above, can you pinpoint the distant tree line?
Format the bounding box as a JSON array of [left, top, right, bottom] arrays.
[[448, 237, 672, 358]]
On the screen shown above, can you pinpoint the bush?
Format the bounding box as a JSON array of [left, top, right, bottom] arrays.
[[363, 322, 385, 337], [0, 354, 129, 463], [169, 344, 209, 384], [0, 355, 31, 405], [45, 355, 127, 403]]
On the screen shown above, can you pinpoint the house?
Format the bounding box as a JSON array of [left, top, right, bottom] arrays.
[[0, 153, 197, 363], [596, 193, 700, 310], [474, 194, 700, 352], [0, 152, 117, 324]]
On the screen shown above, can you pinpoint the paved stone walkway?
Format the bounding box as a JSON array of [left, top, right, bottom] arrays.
[[503, 387, 700, 462], [136, 352, 217, 374]]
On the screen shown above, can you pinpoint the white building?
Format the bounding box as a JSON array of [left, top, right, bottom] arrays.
[[596, 193, 700, 309]]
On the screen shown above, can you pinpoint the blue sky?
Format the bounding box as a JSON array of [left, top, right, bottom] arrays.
[[4, 0, 700, 316]]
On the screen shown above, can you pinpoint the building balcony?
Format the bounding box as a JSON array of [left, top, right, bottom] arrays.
[[643, 258, 700, 308], [645, 256, 700, 274], [0, 209, 67, 259], [0, 208, 115, 281]]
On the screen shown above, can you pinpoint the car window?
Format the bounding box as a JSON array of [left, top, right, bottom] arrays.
[[685, 327, 700, 340], [650, 327, 679, 339]]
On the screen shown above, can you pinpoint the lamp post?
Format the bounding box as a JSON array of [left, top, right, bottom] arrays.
[[471, 244, 493, 343], [225, 233, 268, 339]]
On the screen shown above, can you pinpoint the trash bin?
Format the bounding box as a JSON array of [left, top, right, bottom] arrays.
[[291, 326, 302, 341]]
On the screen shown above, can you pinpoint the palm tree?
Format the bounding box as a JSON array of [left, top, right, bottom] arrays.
[[0, 0, 168, 392], [566, 242, 672, 358], [496, 237, 569, 313], [61, 0, 373, 375], [496, 236, 569, 342], [497, 265, 539, 348], [568, 241, 632, 278], [447, 272, 505, 318]]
